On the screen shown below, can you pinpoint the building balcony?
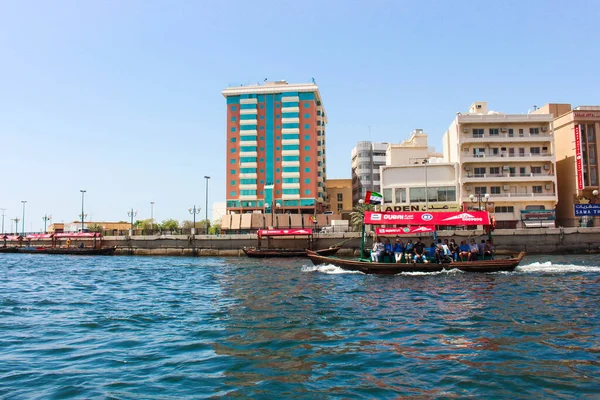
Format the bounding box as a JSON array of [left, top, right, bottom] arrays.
[[282, 139, 299, 145], [239, 108, 257, 115], [239, 184, 257, 191], [282, 194, 300, 200], [461, 153, 553, 163], [282, 118, 299, 124], [282, 183, 300, 189], [239, 162, 257, 168], [282, 161, 300, 167], [239, 151, 258, 157], [282, 172, 300, 178], [281, 107, 299, 113], [239, 130, 257, 136], [282, 150, 300, 156], [461, 133, 552, 144], [239, 119, 257, 125], [462, 192, 557, 202], [462, 172, 556, 183], [239, 173, 257, 179]]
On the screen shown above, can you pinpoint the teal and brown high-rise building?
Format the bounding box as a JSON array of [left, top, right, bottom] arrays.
[[222, 80, 327, 215]]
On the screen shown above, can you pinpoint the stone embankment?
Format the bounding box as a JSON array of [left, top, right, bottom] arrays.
[[100, 227, 600, 257]]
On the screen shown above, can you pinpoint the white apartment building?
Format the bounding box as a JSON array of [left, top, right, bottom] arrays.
[[443, 102, 558, 228], [381, 129, 459, 212], [351, 141, 388, 205]]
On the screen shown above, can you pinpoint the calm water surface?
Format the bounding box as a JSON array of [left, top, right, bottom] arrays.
[[1, 254, 599, 399]]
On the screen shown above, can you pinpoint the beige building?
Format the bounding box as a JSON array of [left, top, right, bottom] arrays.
[[325, 178, 353, 215], [539, 104, 600, 227], [443, 102, 558, 228], [381, 129, 459, 212]]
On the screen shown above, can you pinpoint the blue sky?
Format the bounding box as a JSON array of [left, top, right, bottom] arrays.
[[1, 0, 599, 231]]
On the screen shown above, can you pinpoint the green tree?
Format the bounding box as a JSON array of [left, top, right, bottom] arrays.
[[160, 219, 180, 232], [209, 218, 221, 235], [89, 223, 103, 233], [350, 202, 374, 231]]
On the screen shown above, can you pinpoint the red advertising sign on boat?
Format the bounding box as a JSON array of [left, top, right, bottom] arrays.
[[375, 226, 435, 235], [364, 211, 490, 226], [258, 228, 313, 237], [54, 232, 101, 238], [26, 234, 54, 239], [575, 124, 584, 190]]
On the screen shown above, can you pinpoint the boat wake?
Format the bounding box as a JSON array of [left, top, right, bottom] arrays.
[[302, 264, 364, 274], [517, 261, 600, 274]]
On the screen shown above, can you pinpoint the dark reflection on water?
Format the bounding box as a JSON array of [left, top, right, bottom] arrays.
[[0, 254, 599, 398]]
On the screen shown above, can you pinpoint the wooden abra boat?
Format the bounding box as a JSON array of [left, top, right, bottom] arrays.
[[17, 246, 117, 256], [243, 246, 341, 258], [307, 251, 526, 274], [0, 247, 19, 254], [242, 228, 342, 258]]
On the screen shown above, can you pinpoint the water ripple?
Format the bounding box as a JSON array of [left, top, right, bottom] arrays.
[[0, 253, 599, 398]]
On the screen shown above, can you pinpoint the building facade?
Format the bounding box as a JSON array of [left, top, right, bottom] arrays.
[[543, 104, 600, 226], [222, 81, 327, 215], [381, 129, 458, 212], [351, 141, 388, 205], [325, 178, 353, 215], [443, 102, 558, 228]]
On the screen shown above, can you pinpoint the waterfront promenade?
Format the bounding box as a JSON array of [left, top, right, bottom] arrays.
[[98, 227, 600, 256]]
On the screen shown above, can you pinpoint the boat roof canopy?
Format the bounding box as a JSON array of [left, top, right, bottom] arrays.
[[26, 234, 54, 239], [375, 227, 435, 235], [258, 228, 313, 237], [55, 232, 102, 238], [364, 211, 490, 226]]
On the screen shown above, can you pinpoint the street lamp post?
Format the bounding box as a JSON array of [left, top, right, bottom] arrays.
[[80, 190, 86, 232], [469, 192, 490, 211], [150, 201, 155, 232], [188, 205, 201, 235], [0, 208, 5, 234], [12, 217, 20, 235], [127, 208, 138, 236], [21, 201, 27, 235], [204, 176, 210, 234], [42, 214, 52, 233]]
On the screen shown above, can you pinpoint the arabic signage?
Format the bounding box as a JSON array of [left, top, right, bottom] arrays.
[[574, 204, 600, 216], [376, 226, 435, 235], [382, 203, 461, 212], [258, 228, 313, 237], [519, 210, 556, 221], [364, 211, 490, 226], [574, 112, 600, 118], [575, 124, 584, 190]]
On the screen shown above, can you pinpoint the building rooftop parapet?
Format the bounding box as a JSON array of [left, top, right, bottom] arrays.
[[458, 113, 553, 123], [574, 106, 600, 111]]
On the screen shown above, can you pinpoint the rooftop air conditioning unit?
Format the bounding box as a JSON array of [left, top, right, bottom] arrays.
[[502, 165, 509, 170], [466, 186, 473, 191], [543, 165, 550, 170], [541, 126, 548, 132], [463, 127, 470, 133], [545, 184, 552, 190], [503, 185, 509, 191], [501, 127, 508, 132]]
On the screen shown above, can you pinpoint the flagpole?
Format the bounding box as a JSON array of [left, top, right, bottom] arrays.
[[359, 199, 366, 260]]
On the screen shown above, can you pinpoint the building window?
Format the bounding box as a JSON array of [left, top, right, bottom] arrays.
[[473, 129, 484, 138], [231, 169, 236, 175], [230, 159, 236, 164], [260, 158, 264, 162], [508, 128, 514, 137], [260, 115, 265, 120], [276, 125, 280, 129], [259, 147, 264, 151], [304, 146, 310, 151], [474, 186, 487, 194], [260, 137, 265, 141], [231, 127, 236, 132], [260, 126, 265, 130], [337, 193, 343, 201], [305, 178, 310, 183], [304, 103, 310, 108], [530, 128, 540, 135], [495, 206, 514, 213], [305, 168, 310, 172], [304, 124, 310, 129], [395, 188, 406, 203], [530, 147, 541, 154], [531, 166, 542, 175], [260, 105, 264, 109], [230, 137, 236, 142], [276, 168, 280, 172], [231, 148, 236, 153], [276, 115, 280, 119], [304, 114, 310, 118], [489, 167, 500, 175], [489, 128, 499, 136], [304, 135, 310, 140], [337, 204, 343, 212], [276, 157, 280, 162], [474, 167, 486, 177], [473, 148, 486, 158], [532, 185, 543, 194], [231, 180, 236, 186], [490, 186, 501, 194], [276, 136, 280, 140], [230, 191, 236, 196], [276, 180, 280, 184], [519, 129, 524, 136], [231, 106, 237, 111], [231, 117, 237, 122], [276, 104, 280, 108], [305, 156, 310, 162]]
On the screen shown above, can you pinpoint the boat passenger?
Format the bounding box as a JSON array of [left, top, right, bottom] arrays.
[[434, 239, 452, 264], [393, 238, 404, 263], [425, 243, 437, 259], [384, 238, 393, 259], [478, 240, 486, 257], [371, 238, 385, 262], [449, 239, 459, 261], [459, 241, 470, 261], [469, 239, 479, 261], [405, 240, 414, 262], [483, 239, 495, 259], [413, 237, 426, 263]]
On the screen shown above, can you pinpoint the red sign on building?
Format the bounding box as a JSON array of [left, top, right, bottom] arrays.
[[574, 125, 584, 190], [364, 211, 490, 226]]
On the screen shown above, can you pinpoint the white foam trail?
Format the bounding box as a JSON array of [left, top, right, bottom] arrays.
[[517, 261, 600, 273], [301, 264, 364, 275], [397, 268, 464, 276]]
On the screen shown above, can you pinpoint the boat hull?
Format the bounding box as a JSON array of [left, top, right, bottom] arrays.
[[17, 246, 117, 256], [0, 247, 19, 254], [307, 251, 526, 274], [243, 246, 341, 258]]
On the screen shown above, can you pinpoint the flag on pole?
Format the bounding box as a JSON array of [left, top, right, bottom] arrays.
[[365, 191, 383, 205]]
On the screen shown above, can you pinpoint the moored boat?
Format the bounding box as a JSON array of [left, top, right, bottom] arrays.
[[17, 246, 117, 256], [243, 246, 341, 258], [0, 247, 19, 254], [7, 232, 117, 256], [307, 250, 526, 274]]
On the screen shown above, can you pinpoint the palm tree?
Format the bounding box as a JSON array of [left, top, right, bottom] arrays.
[[350, 201, 374, 231]]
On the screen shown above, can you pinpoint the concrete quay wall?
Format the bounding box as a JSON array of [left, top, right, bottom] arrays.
[[103, 227, 600, 257]]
